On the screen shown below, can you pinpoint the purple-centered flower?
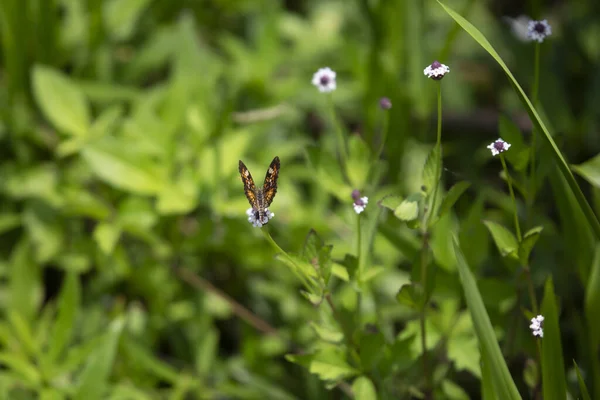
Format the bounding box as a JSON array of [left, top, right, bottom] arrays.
[[424, 60, 450, 80], [527, 19, 552, 43], [312, 67, 337, 93], [487, 138, 511, 156], [352, 190, 369, 214]]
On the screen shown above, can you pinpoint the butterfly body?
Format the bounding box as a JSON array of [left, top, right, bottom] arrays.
[[239, 156, 280, 226]]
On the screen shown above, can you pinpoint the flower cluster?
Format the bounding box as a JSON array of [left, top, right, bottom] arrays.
[[529, 315, 544, 338], [312, 67, 337, 93], [487, 138, 511, 156], [424, 61, 450, 80], [527, 19, 552, 43], [352, 190, 369, 214], [246, 208, 274, 228]]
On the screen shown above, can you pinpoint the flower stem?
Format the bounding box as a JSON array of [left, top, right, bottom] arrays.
[[356, 212, 363, 279], [262, 229, 314, 291], [429, 84, 443, 222], [377, 109, 390, 158], [327, 94, 348, 172], [528, 42, 541, 218], [500, 154, 522, 242]]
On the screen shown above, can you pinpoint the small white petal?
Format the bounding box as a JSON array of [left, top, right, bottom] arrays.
[[312, 67, 337, 93]]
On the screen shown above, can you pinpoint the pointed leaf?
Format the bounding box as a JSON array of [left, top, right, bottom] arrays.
[[573, 153, 600, 188], [422, 144, 441, 195], [352, 376, 377, 400], [573, 361, 591, 400], [436, 181, 471, 220], [518, 226, 543, 265], [378, 195, 403, 211], [32, 65, 90, 137], [483, 220, 518, 258], [82, 138, 165, 195], [585, 244, 600, 351], [453, 238, 521, 400], [394, 193, 422, 221], [48, 272, 81, 362], [540, 279, 567, 400], [73, 318, 124, 400], [93, 223, 121, 255]]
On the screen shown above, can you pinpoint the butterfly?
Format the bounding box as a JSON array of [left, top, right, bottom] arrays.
[[238, 156, 280, 226]]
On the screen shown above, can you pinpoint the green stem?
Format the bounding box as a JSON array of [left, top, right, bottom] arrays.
[[262, 229, 314, 291], [377, 110, 390, 158], [524, 266, 539, 314], [429, 84, 443, 221], [419, 232, 430, 395], [356, 212, 363, 279], [327, 94, 348, 172], [528, 42, 541, 218], [500, 154, 522, 242]]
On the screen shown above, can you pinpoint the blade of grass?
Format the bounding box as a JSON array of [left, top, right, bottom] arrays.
[[437, 1, 600, 241], [453, 237, 521, 400], [573, 361, 591, 400], [540, 279, 567, 400]]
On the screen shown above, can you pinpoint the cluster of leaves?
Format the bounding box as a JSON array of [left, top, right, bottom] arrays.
[[2, 0, 600, 399]]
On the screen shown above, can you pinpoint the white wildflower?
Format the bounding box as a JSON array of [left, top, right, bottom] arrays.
[[527, 19, 552, 43], [312, 67, 337, 93], [529, 315, 544, 338], [424, 61, 450, 80], [487, 138, 511, 156], [246, 208, 274, 228]]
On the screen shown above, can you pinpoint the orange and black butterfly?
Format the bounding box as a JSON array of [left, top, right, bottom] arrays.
[[239, 156, 280, 226]]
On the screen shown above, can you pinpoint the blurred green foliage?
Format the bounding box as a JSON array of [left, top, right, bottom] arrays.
[[1, 0, 600, 398]]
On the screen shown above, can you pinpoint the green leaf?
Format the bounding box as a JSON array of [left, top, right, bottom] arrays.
[[358, 329, 387, 371], [73, 318, 124, 400], [82, 138, 165, 195], [105, 0, 151, 41], [308, 347, 359, 382], [452, 238, 521, 400], [48, 272, 81, 362], [437, 0, 600, 241], [436, 181, 471, 221], [481, 348, 499, 400], [7, 311, 39, 358], [302, 229, 333, 284], [9, 240, 42, 323], [585, 244, 600, 351], [573, 361, 591, 400], [93, 223, 121, 255], [0, 214, 21, 235], [32, 65, 90, 137], [394, 193, 422, 221], [483, 220, 518, 259], [0, 352, 42, 386], [352, 376, 377, 400], [422, 144, 441, 195], [518, 226, 543, 265], [378, 195, 403, 211], [573, 153, 600, 188], [23, 204, 63, 263], [120, 336, 180, 383], [396, 283, 422, 310], [540, 279, 567, 400], [310, 322, 343, 343]]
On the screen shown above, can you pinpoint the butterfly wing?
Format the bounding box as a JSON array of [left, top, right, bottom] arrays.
[[239, 160, 258, 208], [262, 156, 280, 207]]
